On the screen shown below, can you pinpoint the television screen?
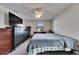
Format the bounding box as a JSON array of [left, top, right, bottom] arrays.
[[9, 12, 23, 26]]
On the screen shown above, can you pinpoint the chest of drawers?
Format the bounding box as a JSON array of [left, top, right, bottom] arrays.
[[0, 28, 12, 55]]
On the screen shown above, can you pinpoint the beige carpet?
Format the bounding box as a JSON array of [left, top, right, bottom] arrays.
[[8, 39, 31, 55]]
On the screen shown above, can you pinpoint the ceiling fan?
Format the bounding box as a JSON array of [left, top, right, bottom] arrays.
[[32, 8, 44, 19]]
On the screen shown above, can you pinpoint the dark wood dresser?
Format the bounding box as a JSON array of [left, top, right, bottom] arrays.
[[0, 28, 12, 55]]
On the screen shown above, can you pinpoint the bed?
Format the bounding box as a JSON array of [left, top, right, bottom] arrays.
[[27, 33, 78, 55]]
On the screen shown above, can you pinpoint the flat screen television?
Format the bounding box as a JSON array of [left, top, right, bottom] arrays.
[[9, 12, 23, 26]]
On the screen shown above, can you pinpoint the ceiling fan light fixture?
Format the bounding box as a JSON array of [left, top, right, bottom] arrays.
[[32, 8, 44, 19]]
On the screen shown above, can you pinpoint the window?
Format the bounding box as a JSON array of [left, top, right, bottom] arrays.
[[36, 21, 44, 32]]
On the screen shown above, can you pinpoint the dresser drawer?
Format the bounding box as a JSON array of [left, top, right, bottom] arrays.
[[0, 28, 12, 55], [0, 39, 12, 54]]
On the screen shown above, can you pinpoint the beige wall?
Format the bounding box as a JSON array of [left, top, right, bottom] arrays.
[[0, 10, 6, 28], [23, 20, 52, 35], [43, 20, 52, 32], [53, 4, 79, 42]]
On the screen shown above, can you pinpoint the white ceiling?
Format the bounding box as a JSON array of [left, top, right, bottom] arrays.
[[0, 3, 72, 20]]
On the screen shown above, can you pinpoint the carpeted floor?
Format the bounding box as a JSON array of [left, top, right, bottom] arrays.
[[8, 39, 31, 55]]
